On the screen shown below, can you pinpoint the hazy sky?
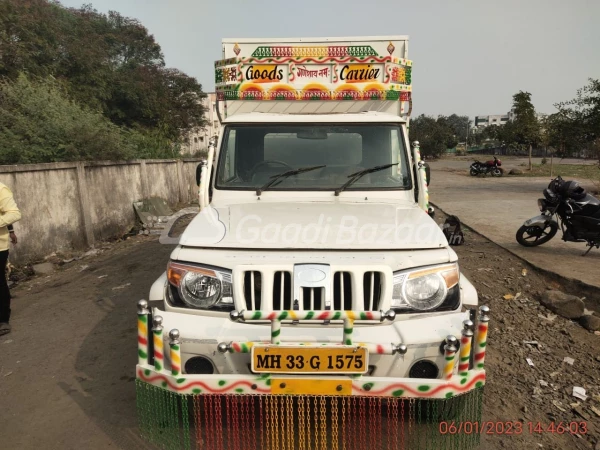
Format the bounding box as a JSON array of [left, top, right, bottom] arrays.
[[59, 0, 600, 117]]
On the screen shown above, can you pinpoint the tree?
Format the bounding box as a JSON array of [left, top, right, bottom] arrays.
[[410, 115, 458, 158], [107, 66, 206, 140], [0, 0, 68, 79], [0, 0, 207, 155], [0, 74, 137, 163], [443, 114, 471, 144], [508, 91, 541, 169], [555, 78, 600, 161]]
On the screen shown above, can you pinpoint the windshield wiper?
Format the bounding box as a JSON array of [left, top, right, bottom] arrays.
[[334, 163, 399, 196], [256, 165, 326, 196]]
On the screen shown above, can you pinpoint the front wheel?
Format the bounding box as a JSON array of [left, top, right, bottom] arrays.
[[491, 168, 503, 177], [516, 222, 558, 247]]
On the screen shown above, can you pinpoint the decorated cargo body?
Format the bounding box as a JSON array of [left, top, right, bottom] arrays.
[[136, 36, 490, 450]]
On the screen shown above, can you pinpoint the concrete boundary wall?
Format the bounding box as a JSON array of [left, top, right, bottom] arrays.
[[0, 159, 202, 264]]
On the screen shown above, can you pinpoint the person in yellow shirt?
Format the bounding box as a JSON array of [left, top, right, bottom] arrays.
[[0, 182, 21, 336]]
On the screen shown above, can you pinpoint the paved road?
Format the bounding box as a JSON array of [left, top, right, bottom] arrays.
[[428, 166, 600, 290]]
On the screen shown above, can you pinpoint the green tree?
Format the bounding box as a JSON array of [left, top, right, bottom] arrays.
[[0, 74, 139, 163], [443, 114, 471, 143], [0, 0, 67, 78], [0, 0, 207, 152], [508, 91, 541, 169], [555, 78, 600, 161], [410, 115, 458, 158]]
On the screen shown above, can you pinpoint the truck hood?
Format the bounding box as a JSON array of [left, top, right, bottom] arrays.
[[178, 202, 447, 250]]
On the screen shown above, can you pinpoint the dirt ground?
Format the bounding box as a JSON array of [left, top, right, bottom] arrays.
[[436, 211, 600, 450], [1, 221, 599, 449]]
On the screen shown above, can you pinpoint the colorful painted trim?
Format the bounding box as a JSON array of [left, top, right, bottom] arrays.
[[136, 365, 485, 399], [458, 329, 474, 376], [414, 144, 430, 212], [215, 56, 412, 67], [238, 310, 390, 321], [213, 54, 413, 103], [352, 371, 486, 398], [251, 45, 379, 58], [215, 57, 238, 67], [137, 366, 272, 395], [137, 315, 148, 364], [271, 319, 281, 345], [223, 341, 399, 355], [170, 342, 181, 376], [474, 322, 489, 370], [216, 88, 411, 102], [443, 344, 457, 380], [391, 66, 412, 85], [153, 328, 164, 372], [343, 318, 354, 345]]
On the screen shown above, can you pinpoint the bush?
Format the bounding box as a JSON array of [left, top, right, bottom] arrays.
[[541, 157, 547, 165], [127, 126, 182, 160], [0, 74, 138, 164]]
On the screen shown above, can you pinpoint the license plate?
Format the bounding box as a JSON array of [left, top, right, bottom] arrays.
[[251, 346, 368, 374]]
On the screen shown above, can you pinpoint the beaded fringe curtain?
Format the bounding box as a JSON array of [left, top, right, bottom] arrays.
[[137, 381, 484, 450]]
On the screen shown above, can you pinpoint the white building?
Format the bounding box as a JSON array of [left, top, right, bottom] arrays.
[[181, 92, 221, 155], [474, 110, 546, 130], [474, 113, 510, 128]]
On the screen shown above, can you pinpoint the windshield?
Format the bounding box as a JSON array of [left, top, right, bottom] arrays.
[[215, 124, 411, 192]]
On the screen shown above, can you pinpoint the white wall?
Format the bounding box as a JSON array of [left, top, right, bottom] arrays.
[[0, 159, 202, 264]]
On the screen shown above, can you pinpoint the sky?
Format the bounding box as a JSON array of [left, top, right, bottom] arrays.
[[59, 0, 600, 118]]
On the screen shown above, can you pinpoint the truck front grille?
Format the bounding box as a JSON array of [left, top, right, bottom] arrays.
[[243, 271, 262, 310], [239, 268, 385, 312], [363, 271, 383, 311], [272, 271, 292, 310], [333, 272, 352, 310]]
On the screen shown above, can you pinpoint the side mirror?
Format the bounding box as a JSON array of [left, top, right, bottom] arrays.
[[196, 160, 207, 186]]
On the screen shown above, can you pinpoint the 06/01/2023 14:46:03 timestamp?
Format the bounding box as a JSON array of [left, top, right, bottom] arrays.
[[438, 421, 588, 435]]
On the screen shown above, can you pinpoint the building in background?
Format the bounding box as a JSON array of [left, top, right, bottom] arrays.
[[181, 92, 221, 155], [474, 113, 510, 128], [474, 109, 547, 130]]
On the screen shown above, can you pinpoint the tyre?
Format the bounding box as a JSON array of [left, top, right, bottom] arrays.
[[491, 168, 503, 177], [470, 168, 478, 176], [516, 222, 558, 247]]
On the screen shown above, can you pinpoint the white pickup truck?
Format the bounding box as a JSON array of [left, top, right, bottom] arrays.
[[135, 36, 489, 450]]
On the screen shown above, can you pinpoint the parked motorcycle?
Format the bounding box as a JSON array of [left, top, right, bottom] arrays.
[[470, 156, 503, 177], [516, 176, 600, 256]]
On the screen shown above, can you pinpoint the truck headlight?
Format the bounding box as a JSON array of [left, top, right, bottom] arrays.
[[167, 262, 233, 309], [391, 263, 460, 311]]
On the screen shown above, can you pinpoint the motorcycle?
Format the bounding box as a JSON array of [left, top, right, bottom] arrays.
[[516, 176, 600, 256], [470, 156, 503, 177]]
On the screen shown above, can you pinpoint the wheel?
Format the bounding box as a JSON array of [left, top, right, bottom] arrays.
[[491, 168, 502, 177], [516, 222, 558, 247], [469, 168, 478, 176]]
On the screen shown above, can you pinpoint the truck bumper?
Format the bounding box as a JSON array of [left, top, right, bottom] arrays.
[[149, 307, 474, 379], [135, 302, 489, 450]]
